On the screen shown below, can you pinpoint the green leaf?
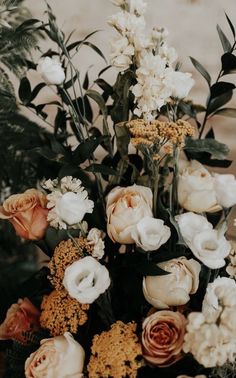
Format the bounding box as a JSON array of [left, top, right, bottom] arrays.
[[217, 24, 232, 52], [210, 81, 235, 99], [225, 12, 235, 38], [64, 73, 77, 90], [221, 52, 236, 74], [185, 138, 229, 160], [66, 30, 101, 51], [190, 56, 211, 87], [85, 163, 119, 176], [81, 41, 107, 63], [73, 136, 107, 164], [18, 77, 31, 104], [30, 83, 46, 102], [115, 122, 130, 157], [207, 90, 233, 114], [214, 107, 236, 118]]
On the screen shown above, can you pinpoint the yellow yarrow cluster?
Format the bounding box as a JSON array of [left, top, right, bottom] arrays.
[[40, 289, 89, 336], [125, 119, 194, 149], [87, 321, 142, 378], [48, 237, 93, 290]]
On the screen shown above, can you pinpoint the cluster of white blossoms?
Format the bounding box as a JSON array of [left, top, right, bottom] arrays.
[[42, 176, 94, 229], [183, 277, 236, 368], [108, 0, 194, 119]]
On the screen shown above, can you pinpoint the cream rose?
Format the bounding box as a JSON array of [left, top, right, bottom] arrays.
[[214, 174, 236, 208], [131, 216, 170, 251], [37, 56, 65, 85], [178, 160, 218, 213], [142, 310, 186, 367], [176, 212, 231, 269], [25, 332, 84, 378], [0, 189, 48, 240], [63, 256, 110, 304], [106, 184, 153, 244], [143, 257, 201, 308]]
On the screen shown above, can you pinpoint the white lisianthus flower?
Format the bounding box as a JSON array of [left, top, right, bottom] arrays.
[[129, 0, 147, 16], [87, 228, 105, 260], [25, 332, 85, 378], [46, 177, 94, 229], [106, 184, 153, 244], [63, 256, 110, 304], [213, 174, 236, 208], [37, 57, 65, 85], [202, 277, 236, 322], [110, 35, 134, 71], [131, 216, 170, 251], [143, 257, 201, 308], [176, 212, 231, 269], [166, 70, 194, 99], [178, 160, 218, 213]]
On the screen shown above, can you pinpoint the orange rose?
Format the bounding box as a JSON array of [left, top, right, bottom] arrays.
[[142, 310, 186, 367], [0, 189, 49, 240], [0, 298, 40, 344]]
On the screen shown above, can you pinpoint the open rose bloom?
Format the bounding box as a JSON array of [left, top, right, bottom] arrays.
[[0, 189, 49, 240], [0, 298, 40, 344]]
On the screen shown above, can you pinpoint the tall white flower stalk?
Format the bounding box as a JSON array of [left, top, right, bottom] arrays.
[[108, 0, 194, 120]]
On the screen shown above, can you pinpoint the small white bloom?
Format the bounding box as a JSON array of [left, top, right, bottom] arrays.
[[111, 54, 133, 71], [129, 0, 147, 16], [202, 277, 236, 322], [37, 56, 65, 85], [131, 216, 170, 251], [176, 212, 231, 269], [214, 174, 236, 208], [87, 228, 105, 260], [167, 70, 194, 99], [159, 43, 177, 65], [60, 176, 83, 194], [143, 257, 201, 308], [63, 256, 110, 304]]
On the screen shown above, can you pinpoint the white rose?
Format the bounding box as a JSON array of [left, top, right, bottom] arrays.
[[37, 57, 65, 85], [143, 257, 201, 309], [131, 216, 170, 251], [87, 228, 105, 260], [129, 0, 147, 16], [176, 212, 231, 269], [202, 277, 236, 322], [25, 332, 84, 378], [54, 191, 94, 226], [106, 184, 153, 244], [214, 174, 236, 208], [167, 70, 194, 99], [178, 160, 218, 213], [63, 256, 110, 304]]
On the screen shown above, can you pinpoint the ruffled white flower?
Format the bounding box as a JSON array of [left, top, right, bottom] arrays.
[[87, 228, 105, 260], [108, 11, 145, 36], [129, 0, 147, 16], [166, 70, 194, 99], [63, 256, 110, 304], [143, 257, 201, 308], [214, 174, 236, 208], [226, 241, 236, 278], [110, 35, 134, 71], [131, 216, 170, 251], [202, 277, 236, 322], [46, 176, 94, 229], [158, 42, 177, 65], [37, 57, 65, 85], [176, 212, 231, 269]]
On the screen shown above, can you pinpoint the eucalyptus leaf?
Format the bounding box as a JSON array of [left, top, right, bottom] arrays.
[[217, 24, 232, 52], [213, 107, 236, 118], [190, 56, 211, 87], [185, 138, 229, 160], [221, 52, 236, 74], [73, 136, 107, 164]]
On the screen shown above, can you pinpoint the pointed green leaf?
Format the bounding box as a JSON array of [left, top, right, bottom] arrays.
[[217, 24, 232, 52], [190, 56, 211, 87]]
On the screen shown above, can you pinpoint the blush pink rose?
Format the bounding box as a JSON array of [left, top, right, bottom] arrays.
[[0, 298, 40, 344], [0, 189, 49, 240], [142, 310, 186, 367]]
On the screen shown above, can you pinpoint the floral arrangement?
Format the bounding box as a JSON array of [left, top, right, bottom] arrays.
[[1, 0, 236, 377]]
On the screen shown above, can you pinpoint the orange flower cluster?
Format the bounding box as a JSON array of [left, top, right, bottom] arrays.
[[87, 321, 142, 378], [40, 289, 89, 336]]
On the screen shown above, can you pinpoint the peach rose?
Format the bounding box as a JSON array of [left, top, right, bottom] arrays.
[[0, 298, 40, 344], [0, 189, 49, 240], [25, 332, 85, 378], [106, 184, 153, 244], [142, 310, 186, 367]]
